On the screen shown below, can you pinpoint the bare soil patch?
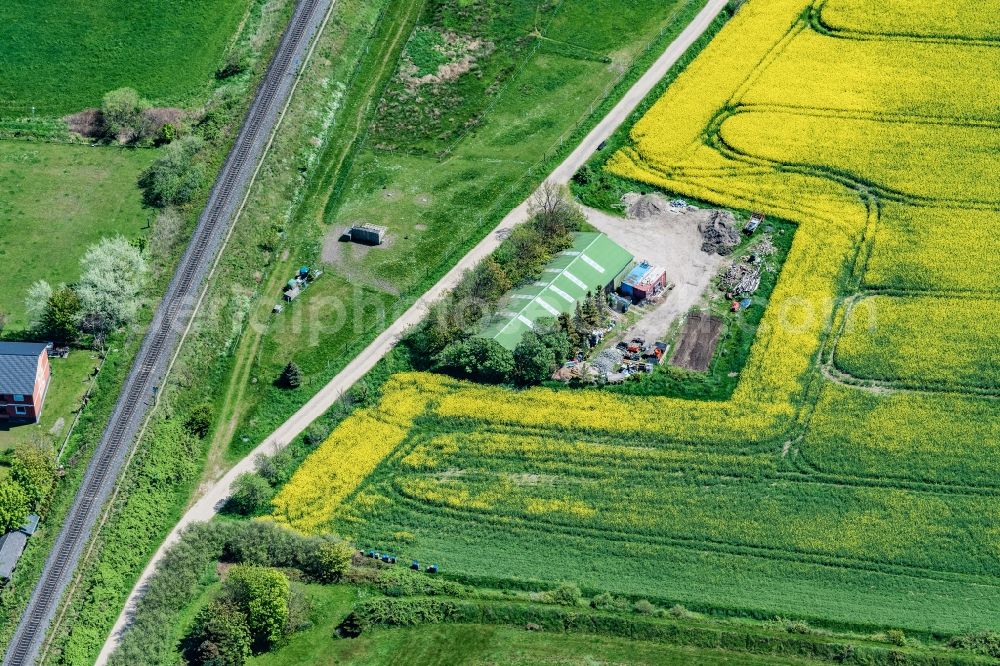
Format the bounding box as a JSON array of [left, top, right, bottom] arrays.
[[670, 312, 723, 371]]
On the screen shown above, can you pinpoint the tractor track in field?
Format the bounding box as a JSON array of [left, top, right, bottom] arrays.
[[2, 0, 331, 664]]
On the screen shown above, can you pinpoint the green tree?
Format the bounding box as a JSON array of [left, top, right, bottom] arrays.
[[0, 481, 30, 533], [77, 236, 148, 338], [10, 442, 56, 511], [512, 332, 556, 386], [581, 292, 600, 327], [435, 337, 514, 384], [469, 257, 511, 303], [139, 135, 206, 207], [101, 87, 150, 141], [224, 565, 290, 650], [227, 473, 274, 516], [278, 362, 302, 389], [534, 319, 571, 362], [185, 404, 214, 438], [304, 539, 354, 583], [40, 286, 82, 344], [182, 600, 252, 666], [548, 582, 582, 606]]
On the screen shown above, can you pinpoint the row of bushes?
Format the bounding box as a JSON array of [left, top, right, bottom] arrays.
[[109, 520, 354, 666], [343, 597, 986, 666]]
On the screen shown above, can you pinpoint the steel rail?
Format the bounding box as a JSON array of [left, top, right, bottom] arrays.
[[2, 0, 330, 663]]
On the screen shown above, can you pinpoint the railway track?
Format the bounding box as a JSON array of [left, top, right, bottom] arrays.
[[2, 0, 330, 663]]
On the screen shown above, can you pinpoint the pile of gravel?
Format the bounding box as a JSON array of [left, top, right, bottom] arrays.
[[622, 192, 669, 219]]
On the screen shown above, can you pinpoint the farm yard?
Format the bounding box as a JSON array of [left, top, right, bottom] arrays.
[[7, 0, 1000, 662], [216, 0, 716, 463], [264, 0, 1000, 649]]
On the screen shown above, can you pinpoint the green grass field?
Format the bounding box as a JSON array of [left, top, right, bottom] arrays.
[[259, 622, 812, 665], [0, 141, 157, 328], [0, 0, 249, 118]]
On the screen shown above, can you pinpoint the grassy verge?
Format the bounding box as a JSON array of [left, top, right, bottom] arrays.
[[211, 0, 425, 464]]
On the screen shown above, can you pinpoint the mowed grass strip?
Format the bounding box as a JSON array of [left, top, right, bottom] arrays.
[[0, 0, 248, 117], [0, 140, 156, 327]]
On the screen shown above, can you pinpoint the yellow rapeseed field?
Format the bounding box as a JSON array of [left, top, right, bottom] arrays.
[[269, 0, 1000, 631]]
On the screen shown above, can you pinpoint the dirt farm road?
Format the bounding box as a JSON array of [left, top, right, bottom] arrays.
[[97, 0, 730, 661]]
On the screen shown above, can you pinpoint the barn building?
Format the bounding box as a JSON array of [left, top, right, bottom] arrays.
[[0, 342, 51, 423], [480, 232, 633, 351]]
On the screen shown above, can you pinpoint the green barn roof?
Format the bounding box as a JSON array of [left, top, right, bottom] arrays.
[[480, 232, 633, 350]]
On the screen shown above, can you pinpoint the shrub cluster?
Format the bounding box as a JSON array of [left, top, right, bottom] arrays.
[[182, 564, 291, 663], [109, 521, 355, 666], [0, 442, 56, 533]]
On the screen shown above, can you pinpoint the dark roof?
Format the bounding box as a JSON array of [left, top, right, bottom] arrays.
[[0, 342, 46, 395], [0, 531, 28, 580], [20, 514, 39, 536]]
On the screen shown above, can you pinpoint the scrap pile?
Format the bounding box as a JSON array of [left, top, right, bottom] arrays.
[[719, 262, 761, 295], [699, 210, 740, 255], [591, 347, 626, 376], [753, 235, 777, 257]]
